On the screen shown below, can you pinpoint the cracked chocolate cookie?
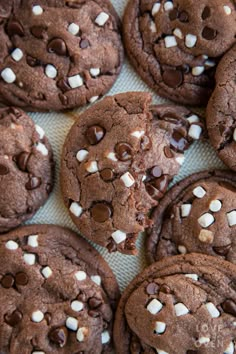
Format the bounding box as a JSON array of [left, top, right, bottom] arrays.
[[123, 0, 236, 106], [0, 224, 119, 353], [146, 170, 236, 265], [0, 107, 54, 233], [61, 92, 204, 255], [0, 0, 123, 111], [114, 253, 236, 354], [207, 44, 236, 171]]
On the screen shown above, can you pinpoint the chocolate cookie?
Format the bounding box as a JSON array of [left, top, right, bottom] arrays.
[[114, 253, 236, 354], [206, 44, 236, 171], [123, 0, 236, 106], [146, 170, 236, 264], [0, 107, 54, 233], [0, 0, 123, 111], [61, 92, 204, 255], [0, 224, 119, 353]]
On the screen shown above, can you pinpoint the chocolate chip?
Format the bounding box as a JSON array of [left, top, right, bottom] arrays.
[[170, 130, 189, 152], [88, 297, 102, 309], [15, 152, 30, 171], [91, 203, 112, 223], [160, 284, 171, 294], [153, 175, 169, 193], [150, 166, 162, 178], [49, 327, 68, 347], [146, 282, 159, 295], [25, 176, 42, 190], [179, 64, 190, 74], [222, 299, 236, 316], [0, 164, 9, 175], [115, 143, 133, 161], [26, 56, 42, 67], [31, 26, 46, 39], [169, 8, 178, 21], [213, 244, 231, 256], [45, 312, 52, 325], [48, 38, 67, 56], [57, 78, 71, 92], [1, 274, 14, 288], [5, 310, 22, 326], [86, 125, 105, 145], [80, 39, 90, 49], [7, 20, 24, 37], [125, 238, 136, 251], [164, 146, 174, 158], [146, 184, 163, 201], [162, 69, 183, 88], [88, 310, 100, 318], [15, 272, 28, 286], [202, 27, 217, 40], [107, 239, 117, 253], [77, 292, 86, 302], [100, 169, 114, 182], [179, 11, 189, 22], [186, 351, 198, 354], [202, 6, 211, 20]]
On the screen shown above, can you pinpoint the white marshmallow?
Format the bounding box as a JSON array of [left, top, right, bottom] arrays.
[[75, 271, 87, 281], [205, 302, 220, 318], [155, 321, 166, 334], [152, 3, 161, 16], [224, 341, 234, 354], [68, 23, 80, 35], [76, 327, 87, 342], [11, 48, 23, 62], [164, 36, 177, 48], [111, 230, 127, 244], [205, 60, 216, 68], [176, 156, 185, 165], [106, 152, 118, 162], [198, 213, 214, 228], [174, 303, 189, 316], [31, 310, 44, 322], [156, 349, 169, 354], [6, 240, 18, 250], [131, 130, 145, 138], [90, 68, 100, 77], [70, 202, 83, 217], [120, 172, 135, 188], [95, 12, 109, 26], [66, 317, 78, 331], [198, 337, 210, 345], [91, 275, 101, 286], [76, 149, 89, 162], [24, 253, 36, 265], [32, 5, 43, 15], [198, 230, 214, 244], [193, 186, 206, 198], [209, 200, 222, 213], [71, 300, 84, 312], [41, 266, 52, 279], [85, 161, 98, 173], [68, 74, 83, 89], [35, 125, 45, 139], [101, 330, 110, 344], [1, 68, 16, 83], [224, 6, 232, 15], [164, 1, 174, 11], [188, 125, 202, 140], [185, 274, 199, 281], [89, 96, 99, 103], [233, 128, 236, 142], [192, 66, 205, 76], [181, 204, 192, 217], [227, 211, 236, 227], [150, 21, 157, 33], [28, 235, 38, 248], [32, 352, 45, 354], [36, 142, 48, 156], [185, 34, 197, 48], [45, 64, 57, 79], [178, 245, 187, 254], [147, 299, 163, 315], [173, 28, 183, 39], [187, 115, 200, 124]]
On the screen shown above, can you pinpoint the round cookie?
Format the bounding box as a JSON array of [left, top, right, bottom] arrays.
[[61, 92, 204, 255], [146, 170, 236, 264], [123, 0, 236, 106], [0, 0, 123, 111], [114, 253, 236, 354], [207, 44, 236, 171], [0, 107, 54, 233], [0, 224, 119, 353]]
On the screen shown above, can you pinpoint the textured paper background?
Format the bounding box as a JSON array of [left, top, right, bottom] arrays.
[[28, 0, 225, 291]]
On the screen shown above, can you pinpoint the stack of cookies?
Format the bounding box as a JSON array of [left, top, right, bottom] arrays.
[[1, 0, 236, 353]]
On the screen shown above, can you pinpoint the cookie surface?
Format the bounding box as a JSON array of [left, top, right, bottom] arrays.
[[0, 0, 123, 111], [61, 92, 204, 255], [114, 253, 236, 354], [0, 224, 119, 353], [123, 0, 236, 106], [146, 170, 236, 264], [0, 107, 54, 233], [207, 44, 236, 171]]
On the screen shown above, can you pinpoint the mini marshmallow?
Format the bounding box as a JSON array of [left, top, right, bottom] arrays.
[[35, 125, 45, 139], [156, 349, 169, 354], [101, 330, 110, 344], [91, 275, 101, 286], [75, 271, 87, 281], [150, 21, 157, 33], [155, 321, 166, 334], [147, 299, 163, 315], [164, 1, 173, 11], [32, 352, 45, 354], [198, 213, 214, 228], [36, 142, 48, 156], [198, 230, 214, 244], [41, 266, 52, 279], [198, 337, 210, 345], [70, 202, 83, 217], [68, 23, 80, 35], [89, 96, 99, 103], [90, 68, 100, 77], [5, 240, 18, 250], [173, 28, 183, 39], [45, 64, 57, 79], [120, 172, 135, 188], [131, 130, 145, 138], [95, 12, 109, 26], [66, 317, 78, 331], [209, 200, 222, 213], [11, 48, 23, 62], [71, 300, 84, 312], [106, 152, 118, 162], [224, 5, 232, 15], [32, 5, 43, 15], [185, 34, 197, 48], [193, 186, 206, 198], [181, 204, 192, 218], [68, 74, 83, 89], [111, 230, 127, 244], [24, 253, 36, 265], [188, 124, 202, 140], [152, 3, 161, 16], [192, 66, 205, 76], [142, 175, 147, 182], [76, 149, 89, 162], [85, 161, 98, 173], [178, 245, 187, 254], [1, 68, 16, 83], [28, 235, 39, 248], [233, 128, 236, 142], [176, 156, 185, 165], [76, 327, 88, 342], [227, 210, 236, 227], [187, 115, 200, 124], [185, 274, 199, 281], [164, 36, 177, 48], [205, 59, 216, 68], [205, 302, 220, 318], [224, 341, 234, 354], [31, 310, 44, 323], [174, 303, 189, 316]]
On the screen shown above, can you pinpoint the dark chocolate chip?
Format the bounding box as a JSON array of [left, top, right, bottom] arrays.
[[45, 312, 52, 325], [222, 299, 236, 316], [100, 169, 114, 182], [26, 56, 42, 67], [86, 125, 105, 145], [169, 8, 179, 21], [57, 78, 71, 92], [170, 130, 189, 152], [186, 351, 198, 354], [49, 327, 68, 347], [150, 166, 162, 178], [80, 39, 90, 49], [162, 69, 183, 88], [146, 184, 163, 201], [213, 244, 231, 256], [160, 284, 171, 294], [7, 20, 24, 37], [88, 310, 100, 318], [107, 240, 117, 253], [202, 6, 211, 20], [178, 64, 190, 74], [164, 146, 174, 158], [91, 203, 112, 223], [179, 11, 189, 22], [0, 164, 9, 175], [146, 282, 159, 295], [15, 272, 28, 286], [25, 176, 42, 190], [77, 292, 86, 302], [31, 26, 45, 39], [202, 27, 217, 40], [15, 152, 30, 171], [88, 297, 102, 309], [1, 274, 14, 288], [5, 310, 22, 326], [153, 175, 169, 193], [48, 38, 67, 56], [115, 143, 133, 161], [125, 238, 136, 251]]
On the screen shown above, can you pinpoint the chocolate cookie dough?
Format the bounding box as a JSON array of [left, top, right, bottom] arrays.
[[0, 107, 54, 233], [0, 0, 123, 111], [61, 92, 204, 255], [147, 170, 236, 264], [207, 44, 236, 171], [123, 0, 236, 106], [114, 253, 236, 354], [0, 224, 119, 353]]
